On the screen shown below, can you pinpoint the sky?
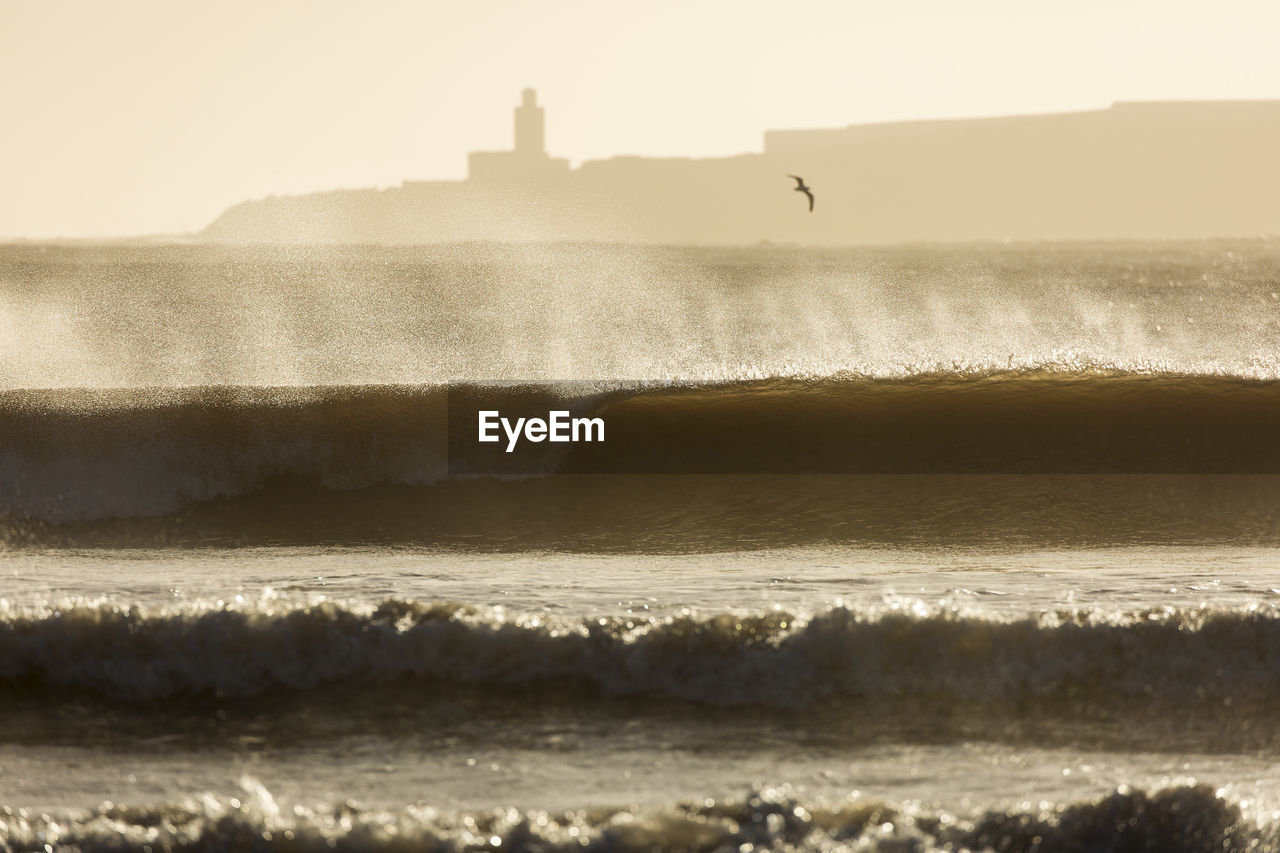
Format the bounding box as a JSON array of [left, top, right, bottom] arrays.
[[3, 0, 1279, 238]]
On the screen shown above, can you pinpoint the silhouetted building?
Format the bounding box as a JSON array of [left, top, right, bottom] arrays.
[[763, 100, 1280, 154], [468, 88, 570, 181]]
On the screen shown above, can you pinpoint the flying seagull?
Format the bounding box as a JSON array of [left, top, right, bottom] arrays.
[[787, 175, 814, 212]]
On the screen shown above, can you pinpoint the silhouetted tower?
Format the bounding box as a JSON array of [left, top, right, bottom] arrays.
[[468, 88, 568, 180], [514, 88, 545, 158]]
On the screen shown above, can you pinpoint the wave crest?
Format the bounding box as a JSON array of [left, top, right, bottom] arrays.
[[4, 599, 1280, 706], [7, 371, 1280, 526], [0, 783, 1264, 853]]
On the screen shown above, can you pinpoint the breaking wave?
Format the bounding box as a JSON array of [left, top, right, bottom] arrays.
[[0, 783, 1269, 852], [4, 599, 1280, 707], [5, 369, 1280, 526]]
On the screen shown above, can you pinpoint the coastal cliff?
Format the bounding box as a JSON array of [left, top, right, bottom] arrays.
[[201, 101, 1280, 244]]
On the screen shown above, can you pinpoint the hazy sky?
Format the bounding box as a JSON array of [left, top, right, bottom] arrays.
[[4, 0, 1278, 238]]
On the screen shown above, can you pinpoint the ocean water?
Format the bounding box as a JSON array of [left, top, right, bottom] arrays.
[[4, 242, 1280, 850]]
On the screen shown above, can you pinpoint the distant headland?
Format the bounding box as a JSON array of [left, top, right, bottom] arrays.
[[201, 91, 1280, 244]]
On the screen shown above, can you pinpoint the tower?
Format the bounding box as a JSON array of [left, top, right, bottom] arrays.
[[514, 88, 545, 158], [467, 89, 568, 180]]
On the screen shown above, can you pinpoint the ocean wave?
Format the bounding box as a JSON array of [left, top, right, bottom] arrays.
[[6, 370, 1280, 525], [0, 384, 450, 523], [0, 782, 1267, 853], [4, 599, 1280, 707]]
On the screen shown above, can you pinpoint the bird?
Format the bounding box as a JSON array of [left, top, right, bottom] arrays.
[[787, 175, 814, 212]]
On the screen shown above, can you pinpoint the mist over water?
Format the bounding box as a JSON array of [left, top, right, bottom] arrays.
[[3, 241, 1280, 388]]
